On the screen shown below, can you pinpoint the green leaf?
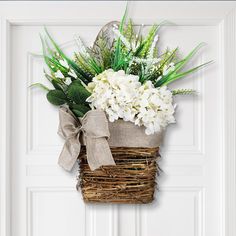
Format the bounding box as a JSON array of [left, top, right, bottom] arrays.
[[46, 89, 67, 106], [30, 83, 50, 91], [67, 80, 91, 105], [173, 43, 205, 73], [51, 80, 63, 91], [139, 24, 158, 57], [74, 53, 96, 76], [162, 60, 213, 86], [88, 57, 103, 74], [48, 57, 68, 73], [133, 42, 145, 57], [44, 27, 92, 84], [159, 48, 178, 69], [172, 89, 196, 95], [112, 4, 128, 68], [45, 38, 56, 58], [40, 35, 57, 73], [72, 109, 84, 117], [44, 73, 65, 90], [71, 104, 90, 116], [155, 43, 209, 87], [124, 19, 134, 43]]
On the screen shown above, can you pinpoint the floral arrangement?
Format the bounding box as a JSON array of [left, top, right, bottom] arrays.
[[33, 11, 211, 135]]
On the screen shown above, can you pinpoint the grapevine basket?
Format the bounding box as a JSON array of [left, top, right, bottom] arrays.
[[77, 145, 161, 204], [57, 107, 163, 204]]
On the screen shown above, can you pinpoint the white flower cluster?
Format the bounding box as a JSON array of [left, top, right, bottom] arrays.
[[86, 69, 175, 135]]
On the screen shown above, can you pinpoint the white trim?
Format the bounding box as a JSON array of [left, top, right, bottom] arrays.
[[0, 2, 236, 236], [0, 18, 11, 236], [0, 18, 225, 26], [218, 19, 226, 236], [223, 7, 236, 236]]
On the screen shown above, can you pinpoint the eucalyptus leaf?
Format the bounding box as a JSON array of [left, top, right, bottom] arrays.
[[67, 81, 91, 105], [51, 80, 63, 91], [72, 109, 84, 117], [46, 89, 67, 105], [71, 104, 90, 116]]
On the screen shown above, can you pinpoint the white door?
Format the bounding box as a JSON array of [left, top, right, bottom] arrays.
[[1, 2, 236, 236]]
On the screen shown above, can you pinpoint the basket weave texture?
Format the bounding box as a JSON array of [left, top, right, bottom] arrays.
[[77, 146, 160, 204]]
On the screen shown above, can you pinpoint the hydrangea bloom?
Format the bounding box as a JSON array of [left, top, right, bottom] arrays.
[[86, 69, 175, 135], [135, 81, 175, 134]]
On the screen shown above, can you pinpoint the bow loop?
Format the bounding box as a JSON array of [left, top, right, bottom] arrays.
[[82, 110, 110, 139], [57, 106, 115, 171], [58, 107, 81, 139]]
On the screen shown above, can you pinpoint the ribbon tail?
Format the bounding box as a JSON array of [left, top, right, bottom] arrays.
[[86, 137, 115, 171], [58, 137, 81, 171]]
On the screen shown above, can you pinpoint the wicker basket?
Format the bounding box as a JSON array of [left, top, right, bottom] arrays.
[[77, 146, 160, 204]]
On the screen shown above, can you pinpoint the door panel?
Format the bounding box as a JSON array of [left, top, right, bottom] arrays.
[[10, 3, 222, 236]]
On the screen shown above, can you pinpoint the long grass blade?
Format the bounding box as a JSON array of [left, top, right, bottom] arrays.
[[44, 27, 91, 83], [162, 60, 213, 86], [113, 4, 128, 68], [40, 34, 56, 73], [174, 43, 205, 72], [30, 83, 50, 91]]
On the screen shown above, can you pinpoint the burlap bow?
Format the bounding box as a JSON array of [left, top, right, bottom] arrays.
[[57, 106, 115, 171]]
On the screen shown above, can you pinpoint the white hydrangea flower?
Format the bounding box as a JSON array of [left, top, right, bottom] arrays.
[[86, 69, 175, 135]]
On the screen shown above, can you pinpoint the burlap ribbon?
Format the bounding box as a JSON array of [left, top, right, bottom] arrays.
[[57, 106, 115, 171], [57, 106, 164, 171]]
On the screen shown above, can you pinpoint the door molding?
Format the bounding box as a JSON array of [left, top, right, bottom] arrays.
[[223, 7, 236, 236], [0, 2, 236, 236]]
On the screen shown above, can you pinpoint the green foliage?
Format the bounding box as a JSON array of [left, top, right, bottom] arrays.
[[71, 109, 84, 117], [112, 5, 128, 70], [33, 8, 211, 117], [91, 32, 114, 71], [67, 80, 91, 105], [139, 48, 179, 84], [44, 27, 92, 84], [37, 29, 94, 117], [155, 44, 212, 87], [46, 90, 68, 105], [74, 53, 96, 76], [51, 79, 64, 91], [30, 83, 50, 91], [70, 104, 90, 117], [123, 19, 134, 43], [83, 29, 115, 74], [172, 89, 196, 95], [139, 24, 158, 58]]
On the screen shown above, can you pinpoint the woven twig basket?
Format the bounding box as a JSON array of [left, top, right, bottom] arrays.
[[77, 146, 160, 204]]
